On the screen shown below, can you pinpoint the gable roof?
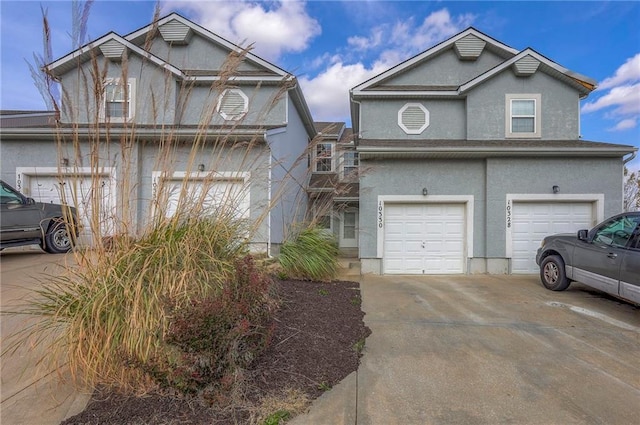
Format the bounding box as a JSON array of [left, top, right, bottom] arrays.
[[459, 48, 596, 97], [352, 27, 519, 93], [42, 12, 316, 138], [125, 13, 289, 78]]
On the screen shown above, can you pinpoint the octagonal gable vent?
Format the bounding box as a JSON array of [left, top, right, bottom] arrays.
[[398, 103, 430, 134], [454, 34, 486, 61], [513, 55, 540, 76], [159, 19, 193, 44], [99, 39, 126, 61], [217, 89, 248, 121]]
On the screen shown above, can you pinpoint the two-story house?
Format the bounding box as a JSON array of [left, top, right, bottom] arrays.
[[350, 28, 637, 275], [307, 122, 359, 256], [0, 13, 316, 255]]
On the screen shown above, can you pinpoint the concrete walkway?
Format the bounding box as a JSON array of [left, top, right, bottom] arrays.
[[1, 250, 90, 425], [292, 273, 640, 424]]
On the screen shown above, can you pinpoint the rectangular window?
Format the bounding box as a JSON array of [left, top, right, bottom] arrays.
[[315, 143, 334, 172], [342, 151, 359, 177], [505, 94, 541, 138], [103, 78, 135, 121]]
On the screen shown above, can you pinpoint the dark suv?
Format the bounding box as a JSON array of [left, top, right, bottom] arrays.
[[0, 179, 78, 253], [536, 212, 640, 304]]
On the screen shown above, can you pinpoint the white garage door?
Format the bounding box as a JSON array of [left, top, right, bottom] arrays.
[[27, 175, 116, 244], [511, 202, 593, 274], [384, 203, 465, 274], [162, 178, 250, 219]]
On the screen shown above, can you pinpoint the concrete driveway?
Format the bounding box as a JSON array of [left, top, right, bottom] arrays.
[[294, 274, 640, 424], [0, 250, 90, 425]]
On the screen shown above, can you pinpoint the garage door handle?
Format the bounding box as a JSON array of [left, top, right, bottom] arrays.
[[607, 253, 617, 259]]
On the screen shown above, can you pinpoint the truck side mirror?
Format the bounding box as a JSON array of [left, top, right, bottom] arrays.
[[27, 197, 36, 205], [577, 229, 589, 241]]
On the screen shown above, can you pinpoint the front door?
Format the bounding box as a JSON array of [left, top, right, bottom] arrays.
[[340, 209, 358, 248]]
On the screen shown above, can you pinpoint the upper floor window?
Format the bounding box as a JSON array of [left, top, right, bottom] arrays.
[[103, 78, 135, 121], [342, 151, 359, 178], [506, 94, 541, 138], [217, 89, 248, 121], [314, 142, 334, 172]]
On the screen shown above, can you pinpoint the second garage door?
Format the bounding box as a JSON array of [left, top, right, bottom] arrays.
[[511, 202, 594, 274], [384, 203, 465, 274]]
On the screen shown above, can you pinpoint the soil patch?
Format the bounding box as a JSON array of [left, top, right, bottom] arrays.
[[62, 278, 370, 424]]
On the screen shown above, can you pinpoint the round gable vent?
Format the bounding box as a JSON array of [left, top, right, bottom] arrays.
[[398, 103, 429, 134]]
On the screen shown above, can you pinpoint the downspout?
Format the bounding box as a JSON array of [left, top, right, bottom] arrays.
[[267, 131, 272, 258]]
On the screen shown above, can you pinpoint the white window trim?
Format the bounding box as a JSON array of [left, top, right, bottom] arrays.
[[505, 94, 541, 138], [217, 89, 248, 121], [101, 78, 135, 122], [398, 103, 430, 135], [504, 193, 604, 259], [314, 142, 335, 172], [376, 195, 474, 260], [341, 151, 359, 178], [312, 202, 333, 231]]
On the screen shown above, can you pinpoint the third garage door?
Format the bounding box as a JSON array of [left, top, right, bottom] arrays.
[[511, 202, 593, 273], [384, 203, 465, 274]]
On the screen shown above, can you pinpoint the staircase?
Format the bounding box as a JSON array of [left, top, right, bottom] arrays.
[[337, 258, 361, 279]]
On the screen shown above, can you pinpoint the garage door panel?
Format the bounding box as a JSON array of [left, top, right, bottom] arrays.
[[28, 175, 115, 244], [384, 203, 465, 274], [512, 202, 593, 274]]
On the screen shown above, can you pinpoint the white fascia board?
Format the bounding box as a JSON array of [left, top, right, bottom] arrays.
[[351, 28, 518, 92], [459, 49, 596, 94], [46, 33, 184, 79], [356, 146, 636, 156], [351, 90, 460, 98], [126, 13, 289, 78], [187, 75, 291, 83]]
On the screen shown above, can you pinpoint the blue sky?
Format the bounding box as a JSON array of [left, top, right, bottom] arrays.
[[1, 1, 639, 168]]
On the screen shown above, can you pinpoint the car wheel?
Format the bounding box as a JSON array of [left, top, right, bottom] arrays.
[[44, 220, 73, 254], [540, 255, 570, 291]]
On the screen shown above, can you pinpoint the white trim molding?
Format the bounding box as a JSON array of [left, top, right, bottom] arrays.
[[504, 193, 605, 259], [375, 194, 474, 260]]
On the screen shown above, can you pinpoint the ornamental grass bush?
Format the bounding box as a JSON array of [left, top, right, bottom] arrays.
[[278, 225, 339, 281]]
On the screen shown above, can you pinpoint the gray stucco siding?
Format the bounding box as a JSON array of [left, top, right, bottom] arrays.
[[484, 157, 624, 257], [359, 99, 466, 139], [380, 49, 505, 87], [59, 55, 177, 125], [358, 159, 487, 259], [466, 70, 581, 140], [266, 93, 310, 246], [179, 84, 286, 126], [146, 35, 264, 72], [139, 141, 271, 245]]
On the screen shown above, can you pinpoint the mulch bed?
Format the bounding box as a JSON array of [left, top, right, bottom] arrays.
[[61, 279, 371, 424]]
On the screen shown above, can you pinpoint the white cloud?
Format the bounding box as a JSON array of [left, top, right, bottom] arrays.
[[299, 61, 388, 122], [582, 54, 640, 132], [597, 53, 640, 90], [301, 8, 475, 122], [162, 0, 320, 61]]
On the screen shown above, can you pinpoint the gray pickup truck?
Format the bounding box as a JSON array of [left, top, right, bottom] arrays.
[[536, 212, 640, 305], [0, 179, 78, 253]]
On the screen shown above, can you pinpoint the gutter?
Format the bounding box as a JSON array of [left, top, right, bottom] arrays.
[[623, 150, 638, 165]]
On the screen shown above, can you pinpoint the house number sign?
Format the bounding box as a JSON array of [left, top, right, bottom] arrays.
[[506, 199, 512, 229], [378, 201, 383, 228]]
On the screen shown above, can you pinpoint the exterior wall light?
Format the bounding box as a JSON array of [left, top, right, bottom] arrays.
[[61, 158, 69, 167], [422, 188, 428, 196], [552, 185, 560, 194], [198, 164, 205, 172]]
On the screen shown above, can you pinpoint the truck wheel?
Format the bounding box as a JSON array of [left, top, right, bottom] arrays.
[[540, 255, 570, 291], [44, 220, 73, 254]]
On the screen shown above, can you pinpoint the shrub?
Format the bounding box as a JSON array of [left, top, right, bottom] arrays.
[[278, 225, 339, 281], [14, 214, 253, 393], [154, 255, 278, 396]]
